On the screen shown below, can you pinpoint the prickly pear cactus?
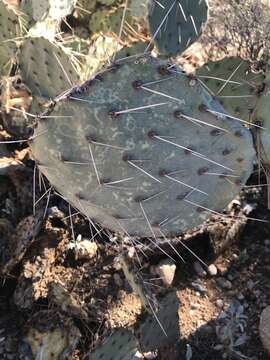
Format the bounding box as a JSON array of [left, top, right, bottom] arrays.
[[89, 6, 133, 35], [137, 292, 180, 352], [30, 0, 50, 21], [89, 329, 137, 360], [30, 55, 255, 238], [196, 57, 264, 122], [19, 37, 81, 99], [0, 2, 21, 75], [251, 73, 270, 170], [148, 0, 208, 56], [48, 0, 76, 20]]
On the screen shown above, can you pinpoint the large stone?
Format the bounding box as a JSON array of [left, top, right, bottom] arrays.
[[259, 305, 270, 353]]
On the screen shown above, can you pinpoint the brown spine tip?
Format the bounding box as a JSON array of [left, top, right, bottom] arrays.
[[174, 110, 182, 119], [197, 166, 209, 175], [158, 65, 170, 75], [85, 134, 97, 142], [148, 130, 157, 138], [210, 129, 221, 136], [159, 169, 167, 177], [198, 104, 207, 112], [108, 110, 118, 118], [222, 148, 231, 156], [177, 192, 189, 200], [234, 130, 243, 137], [132, 80, 143, 90], [122, 153, 132, 162], [184, 146, 195, 155]]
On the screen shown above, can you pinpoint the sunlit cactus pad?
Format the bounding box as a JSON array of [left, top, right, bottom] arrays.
[[148, 0, 208, 56], [31, 55, 255, 237]]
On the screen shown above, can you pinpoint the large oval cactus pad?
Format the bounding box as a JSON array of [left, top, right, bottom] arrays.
[[31, 56, 255, 237]]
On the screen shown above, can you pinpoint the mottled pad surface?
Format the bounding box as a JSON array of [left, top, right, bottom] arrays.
[[31, 55, 255, 237]]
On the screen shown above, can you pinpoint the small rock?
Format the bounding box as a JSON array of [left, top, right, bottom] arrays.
[[264, 239, 270, 246], [207, 264, 217, 276], [237, 293, 245, 301], [259, 306, 270, 353], [227, 269, 240, 281], [194, 261, 207, 277], [191, 281, 206, 294], [216, 299, 224, 309], [113, 273, 123, 287], [156, 259, 176, 287], [216, 277, 232, 290], [216, 264, 228, 276], [247, 280, 255, 290], [74, 239, 98, 260]]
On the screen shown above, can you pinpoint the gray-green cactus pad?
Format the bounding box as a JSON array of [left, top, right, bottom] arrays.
[[0, 2, 20, 75], [137, 292, 180, 352], [19, 37, 80, 99], [148, 0, 208, 56], [196, 57, 264, 122], [89, 329, 137, 360], [251, 73, 270, 169], [31, 55, 255, 237]]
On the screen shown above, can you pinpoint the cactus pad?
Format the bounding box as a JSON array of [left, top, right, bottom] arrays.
[[19, 37, 81, 99], [137, 292, 180, 352], [31, 55, 255, 237], [90, 329, 137, 360], [196, 58, 264, 122], [31, 0, 50, 21], [251, 73, 270, 169], [48, 0, 76, 20], [148, 0, 208, 56], [0, 2, 20, 75]]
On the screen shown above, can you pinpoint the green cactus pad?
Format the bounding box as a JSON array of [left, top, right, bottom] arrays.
[[89, 6, 132, 35], [251, 73, 270, 169], [19, 37, 81, 99], [0, 2, 21, 74], [31, 0, 50, 21], [130, 0, 148, 17], [31, 55, 255, 237], [148, 0, 208, 56], [90, 329, 137, 360], [196, 57, 264, 122], [99, 0, 118, 5], [137, 292, 180, 352]]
